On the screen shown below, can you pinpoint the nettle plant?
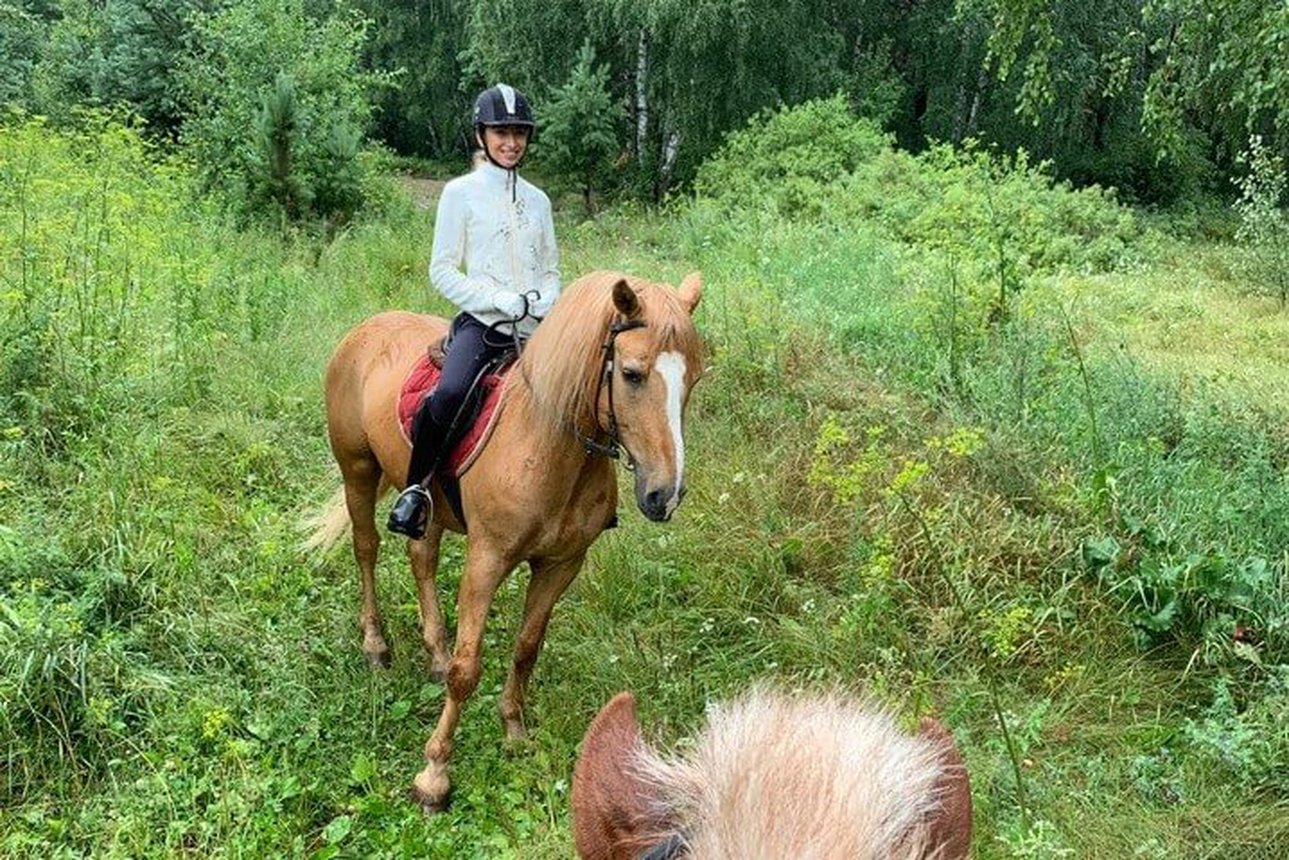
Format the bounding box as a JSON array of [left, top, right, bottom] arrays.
[[1233, 135, 1289, 305]]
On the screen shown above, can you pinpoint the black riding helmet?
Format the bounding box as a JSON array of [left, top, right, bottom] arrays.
[[473, 84, 534, 171]]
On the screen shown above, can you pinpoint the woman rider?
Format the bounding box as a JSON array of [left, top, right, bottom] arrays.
[[388, 83, 561, 538]]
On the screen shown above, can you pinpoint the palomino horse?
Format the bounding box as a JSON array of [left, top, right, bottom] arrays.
[[306, 271, 704, 810], [572, 687, 973, 859]]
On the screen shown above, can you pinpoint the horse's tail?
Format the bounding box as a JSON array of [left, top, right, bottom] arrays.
[[300, 484, 351, 554]]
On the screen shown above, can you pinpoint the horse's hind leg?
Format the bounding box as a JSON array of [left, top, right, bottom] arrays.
[[499, 552, 586, 742], [407, 522, 451, 682], [344, 459, 390, 668]]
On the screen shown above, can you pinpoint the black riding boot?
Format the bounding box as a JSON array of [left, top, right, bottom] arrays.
[[388, 485, 433, 538], [387, 400, 447, 539]]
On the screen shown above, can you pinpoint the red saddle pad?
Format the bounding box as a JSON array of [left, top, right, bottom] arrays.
[[397, 353, 510, 478]]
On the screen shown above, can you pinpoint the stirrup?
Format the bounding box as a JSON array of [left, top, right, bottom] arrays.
[[388, 485, 433, 539]]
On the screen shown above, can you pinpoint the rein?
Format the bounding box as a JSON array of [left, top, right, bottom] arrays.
[[578, 316, 646, 462]]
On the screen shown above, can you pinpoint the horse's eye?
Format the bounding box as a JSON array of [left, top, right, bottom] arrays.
[[621, 368, 645, 386]]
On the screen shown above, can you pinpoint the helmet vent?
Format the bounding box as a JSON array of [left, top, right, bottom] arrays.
[[497, 83, 517, 116]]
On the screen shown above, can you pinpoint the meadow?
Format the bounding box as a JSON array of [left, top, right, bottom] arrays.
[[2, 107, 1288, 858]]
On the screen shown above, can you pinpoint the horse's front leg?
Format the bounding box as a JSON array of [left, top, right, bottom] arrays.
[[407, 521, 451, 682], [499, 552, 587, 742], [411, 544, 510, 813]]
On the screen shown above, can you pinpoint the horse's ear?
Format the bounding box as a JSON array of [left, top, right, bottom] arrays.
[[612, 279, 642, 320], [677, 271, 703, 315], [572, 692, 659, 860], [918, 717, 973, 860]]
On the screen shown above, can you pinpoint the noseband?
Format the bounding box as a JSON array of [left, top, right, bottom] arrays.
[[578, 316, 646, 461]]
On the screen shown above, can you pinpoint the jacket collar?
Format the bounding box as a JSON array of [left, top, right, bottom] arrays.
[[476, 161, 515, 186]]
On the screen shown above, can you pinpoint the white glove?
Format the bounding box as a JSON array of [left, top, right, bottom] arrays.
[[493, 291, 527, 320], [529, 289, 555, 319]]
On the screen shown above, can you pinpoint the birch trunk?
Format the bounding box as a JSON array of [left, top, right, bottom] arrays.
[[635, 29, 650, 157]]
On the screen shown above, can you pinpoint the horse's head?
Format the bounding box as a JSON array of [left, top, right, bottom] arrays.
[[522, 270, 705, 522], [602, 273, 703, 522], [571, 688, 973, 860]]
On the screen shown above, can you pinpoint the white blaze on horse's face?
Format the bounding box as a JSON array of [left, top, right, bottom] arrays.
[[655, 351, 687, 517], [615, 342, 692, 524]]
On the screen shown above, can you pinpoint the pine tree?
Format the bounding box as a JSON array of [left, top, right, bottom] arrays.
[[541, 42, 621, 216], [255, 71, 308, 224]]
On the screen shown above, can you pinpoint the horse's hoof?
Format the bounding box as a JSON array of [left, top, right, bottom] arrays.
[[426, 658, 449, 685], [409, 785, 450, 816], [364, 647, 391, 670], [503, 720, 528, 746], [411, 766, 451, 814]]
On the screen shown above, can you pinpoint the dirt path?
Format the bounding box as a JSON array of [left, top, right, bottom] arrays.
[[398, 176, 447, 210]]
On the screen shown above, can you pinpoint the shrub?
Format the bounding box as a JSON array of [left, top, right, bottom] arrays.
[[694, 94, 891, 217], [696, 98, 1141, 293], [1233, 135, 1289, 304], [178, 0, 385, 223]]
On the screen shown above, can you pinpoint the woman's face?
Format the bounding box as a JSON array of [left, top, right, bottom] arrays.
[[480, 125, 530, 169]]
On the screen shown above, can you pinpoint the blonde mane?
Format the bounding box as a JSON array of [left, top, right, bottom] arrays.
[[629, 688, 951, 860], [518, 271, 702, 435]]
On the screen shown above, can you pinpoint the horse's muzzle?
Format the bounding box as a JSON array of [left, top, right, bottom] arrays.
[[638, 483, 685, 522]]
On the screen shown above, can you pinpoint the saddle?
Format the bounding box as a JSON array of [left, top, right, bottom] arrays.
[[397, 337, 512, 479]]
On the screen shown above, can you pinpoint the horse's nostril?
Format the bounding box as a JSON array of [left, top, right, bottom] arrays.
[[641, 488, 672, 521]]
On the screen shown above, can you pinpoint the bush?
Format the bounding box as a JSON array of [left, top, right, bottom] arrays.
[[694, 94, 891, 217], [179, 0, 385, 224], [696, 98, 1141, 290], [1233, 135, 1289, 304], [0, 112, 204, 446]]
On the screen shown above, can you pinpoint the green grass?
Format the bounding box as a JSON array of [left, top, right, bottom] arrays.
[[3, 116, 1289, 858]]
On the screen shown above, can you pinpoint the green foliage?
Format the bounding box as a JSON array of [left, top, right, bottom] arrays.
[[21, 0, 213, 137], [1184, 673, 1289, 797], [540, 42, 622, 216], [963, 0, 1060, 126], [352, 0, 469, 159], [1, 528, 172, 786], [695, 95, 890, 217], [253, 72, 308, 221], [1143, 0, 1289, 164], [1082, 531, 1282, 652], [0, 2, 45, 106], [0, 112, 205, 441], [1232, 135, 1289, 304], [7, 0, 1282, 209], [179, 0, 382, 222], [23, 0, 108, 122], [697, 98, 1140, 297], [845, 143, 1140, 281]]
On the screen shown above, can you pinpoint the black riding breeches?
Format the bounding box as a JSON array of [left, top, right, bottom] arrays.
[[404, 312, 513, 488]]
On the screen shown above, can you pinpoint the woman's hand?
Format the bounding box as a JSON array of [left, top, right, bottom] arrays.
[[493, 291, 527, 320]]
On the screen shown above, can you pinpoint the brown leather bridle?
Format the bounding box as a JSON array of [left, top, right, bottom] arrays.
[[577, 316, 647, 462]]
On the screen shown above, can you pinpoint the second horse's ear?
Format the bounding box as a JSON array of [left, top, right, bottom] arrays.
[[572, 693, 659, 860], [612, 279, 642, 319], [677, 271, 702, 315], [918, 717, 973, 860]]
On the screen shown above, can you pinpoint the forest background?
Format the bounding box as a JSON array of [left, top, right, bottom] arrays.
[[2, 0, 1288, 857]]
